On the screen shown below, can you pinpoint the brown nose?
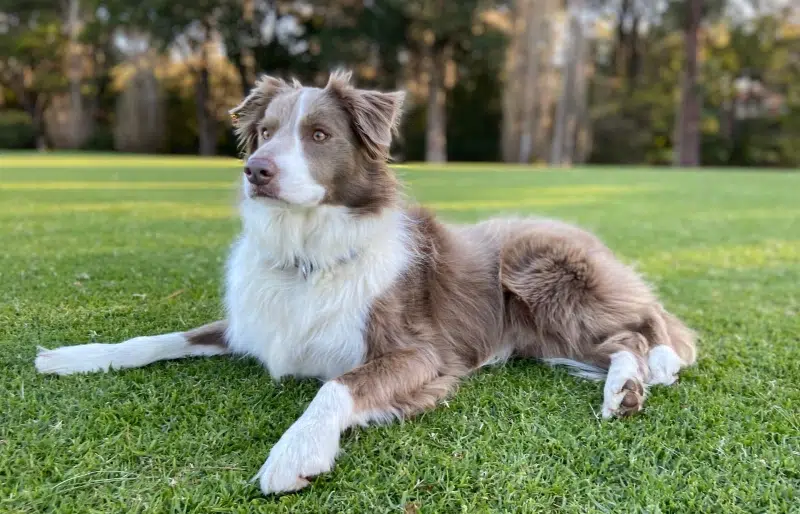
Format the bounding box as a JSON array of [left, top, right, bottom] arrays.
[[244, 157, 277, 186]]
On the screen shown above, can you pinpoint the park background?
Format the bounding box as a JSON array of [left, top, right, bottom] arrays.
[[1, 0, 799, 168]]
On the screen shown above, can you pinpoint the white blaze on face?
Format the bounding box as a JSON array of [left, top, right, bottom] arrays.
[[271, 90, 326, 206]]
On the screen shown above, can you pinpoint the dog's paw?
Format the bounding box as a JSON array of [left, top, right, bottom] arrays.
[[647, 345, 682, 386], [253, 422, 340, 495], [602, 351, 647, 419], [602, 378, 645, 418]]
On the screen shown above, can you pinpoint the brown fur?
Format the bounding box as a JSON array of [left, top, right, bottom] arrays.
[[338, 206, 505, 416], [336, 214, 696, 420], [185, 320, 228, 348], [218, 71, 698, 422]]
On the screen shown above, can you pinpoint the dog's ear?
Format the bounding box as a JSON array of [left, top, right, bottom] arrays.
[[325, 69, 406, 161], [229, 75, 291, 156]]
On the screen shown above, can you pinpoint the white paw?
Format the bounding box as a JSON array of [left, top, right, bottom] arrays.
[[254, 422, 340, 495], [602, 351, 645, 419], [601, 388, 627, 418], [647, 345, 682, 386], [253, 382, 355, 495], [35, 344, 114, 375]]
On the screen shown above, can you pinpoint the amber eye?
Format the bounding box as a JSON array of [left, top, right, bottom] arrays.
[[261, 128, 271, 140], [312, 130, 328, 142]]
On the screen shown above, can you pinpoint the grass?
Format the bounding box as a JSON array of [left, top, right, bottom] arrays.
[[1, 154, 798, 513]]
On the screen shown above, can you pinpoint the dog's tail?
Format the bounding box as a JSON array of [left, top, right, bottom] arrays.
[[543, 306, 697, 381], [650, 306, 698, 366], [542, 358, 608, 381]]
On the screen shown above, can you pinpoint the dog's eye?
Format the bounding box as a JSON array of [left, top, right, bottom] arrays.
[[261, 128, 271, 140], [312, 130, 328, 142]]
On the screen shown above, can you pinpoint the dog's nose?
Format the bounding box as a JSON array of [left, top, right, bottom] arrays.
[[244, 157, 277, 186]]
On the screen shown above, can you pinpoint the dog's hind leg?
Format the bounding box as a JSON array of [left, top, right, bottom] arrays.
[[643, 307, 697, 386], [584, 331, 650, 418], [35, 320, 229, 376], [497, 227, 693, 418]]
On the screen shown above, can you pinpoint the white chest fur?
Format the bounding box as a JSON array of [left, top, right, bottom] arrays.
[[223, 201, 412, 381]]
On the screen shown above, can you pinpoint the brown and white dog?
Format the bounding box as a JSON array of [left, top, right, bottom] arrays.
[[35, 70, 697, 496]]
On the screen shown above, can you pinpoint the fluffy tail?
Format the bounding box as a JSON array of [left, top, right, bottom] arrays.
[[647, 306, 697, 366], [658, 308, 698, 366], [543, 307, 697, 381], [542, 358, 607, 381]]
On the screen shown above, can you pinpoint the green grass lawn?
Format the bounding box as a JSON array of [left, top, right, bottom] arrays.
[[1, 154, 798, 513]]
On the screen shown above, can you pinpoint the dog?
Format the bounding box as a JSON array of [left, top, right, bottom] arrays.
[[35, 70, 697, 496]]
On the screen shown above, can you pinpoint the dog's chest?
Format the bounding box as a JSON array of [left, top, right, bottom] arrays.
[[224, 242, 375, 381]]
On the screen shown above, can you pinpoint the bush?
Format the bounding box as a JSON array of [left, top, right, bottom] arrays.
[[81, 124, 116, 152], [0, 110, 36, 149]]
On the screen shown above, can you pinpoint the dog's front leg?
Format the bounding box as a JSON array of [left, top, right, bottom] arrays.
[[255, 347, 450, 495]]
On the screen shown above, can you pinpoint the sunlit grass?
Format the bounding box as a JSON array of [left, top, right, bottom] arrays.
[[1, 154, 798, 513], [3, 202, 236, 220], [640, 240, 800, 271], [0, 181, 236, 190], [0, 153, 242, 168]]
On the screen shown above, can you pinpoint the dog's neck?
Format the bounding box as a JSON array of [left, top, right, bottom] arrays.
[[238, 199, 408, 276]]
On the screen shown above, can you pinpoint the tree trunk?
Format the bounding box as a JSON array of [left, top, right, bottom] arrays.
[[502, 0, 557, 163], [195, 64, 217, 156], [238, 0, 257, 95], [675, 0, 702, 167], [562, 12, 586, 165], [551, 0, 583, 166], [574, 36, 593, 164], [518, 0, 543, 163], [31, 96, 49, 151], [235, 59, 252, 97], [425, 44, 448, 163], [62, 0, 81, 148], [195, 28, 217, 156], [501, 0, 526, 162], [534, 0, 558, 160], [615, 0, 631, 79]]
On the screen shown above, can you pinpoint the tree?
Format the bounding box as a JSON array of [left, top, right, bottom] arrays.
[[217, 1, 322, 95], [501, 0, 560, 163], [319, 0, 501, 162], [667, 0, 733, 167], [402, 0, 500, 162], [0, 1, 68, 149], [673, 0, 703, 166], [64, 0, 86, 148], [551, 0, 588, 166], [98, 0, 229, 155]]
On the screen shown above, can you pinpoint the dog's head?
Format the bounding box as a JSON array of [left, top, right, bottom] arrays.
[[229, 70, 405, 213]]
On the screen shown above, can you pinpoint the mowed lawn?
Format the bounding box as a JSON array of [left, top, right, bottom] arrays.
[[1, 154, 798, 513]]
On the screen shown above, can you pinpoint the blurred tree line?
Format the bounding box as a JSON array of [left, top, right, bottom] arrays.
[[0, 0, 797, 167]]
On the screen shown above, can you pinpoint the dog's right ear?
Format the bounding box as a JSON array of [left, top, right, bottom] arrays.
[[229, 75, 291, 157]]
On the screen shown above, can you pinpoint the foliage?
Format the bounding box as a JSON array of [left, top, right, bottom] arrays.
[[0, 1, 797, 165], [0, 110, 35, 149], [589, 10, 800, 168], [0, 2, 68, 146], [81, 125, 116, 152], [314, 0, 506, 161]]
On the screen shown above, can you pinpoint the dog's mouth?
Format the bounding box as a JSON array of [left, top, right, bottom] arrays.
[[248, 184, 280, 200]]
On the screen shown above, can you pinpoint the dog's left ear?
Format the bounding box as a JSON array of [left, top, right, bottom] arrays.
[[326, 69, 406, 161]]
